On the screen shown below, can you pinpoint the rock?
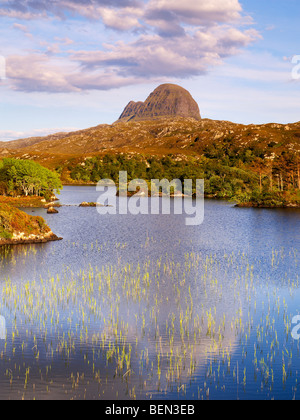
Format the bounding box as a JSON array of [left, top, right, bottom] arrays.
[[0, 231, 62, 245], [79, 202, 97, 207], [47, 206, 59, 214], [118, 84, 201, 122], [45, 201, 61, 208], [79, 202, 112, 207]]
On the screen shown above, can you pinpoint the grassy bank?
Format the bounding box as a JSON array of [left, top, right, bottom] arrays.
[[0, 203, 61, 244], [235, 190, 300, 208], [0, 196, 48, 208]]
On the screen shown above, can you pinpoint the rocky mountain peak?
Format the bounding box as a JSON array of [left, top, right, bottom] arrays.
[[118, 84, 201, 122]]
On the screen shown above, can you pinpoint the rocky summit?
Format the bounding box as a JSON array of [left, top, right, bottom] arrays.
[[118, 84, 201, 122]]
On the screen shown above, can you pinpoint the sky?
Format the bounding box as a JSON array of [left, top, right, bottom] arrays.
[[0, 0, 300, 142]]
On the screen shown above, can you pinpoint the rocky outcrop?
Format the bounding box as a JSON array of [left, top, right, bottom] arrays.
[[0, 231, 62, 246], [118, 84, 201, 122], [47, 206, 59, 214], [79, 202, 110, 207], [0, 204, 62, 246], [79, 202, 98, 207]]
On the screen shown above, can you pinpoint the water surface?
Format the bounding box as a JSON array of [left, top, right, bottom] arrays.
[[0, 186, 299, 400]]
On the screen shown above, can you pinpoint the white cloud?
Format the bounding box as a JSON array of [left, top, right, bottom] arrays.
[[1, 0, 260, 93], [6, 54, 79, 93], [0, 127, 78, 142], [146, 0, 244, 26], [71, 26, 259, 80], [98, 7, 143, 31], [0, 0, 142, 21], [13, 23, 30, 33]]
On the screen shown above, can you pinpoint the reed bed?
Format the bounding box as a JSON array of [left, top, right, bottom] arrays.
[[0, 243, 299, 400]]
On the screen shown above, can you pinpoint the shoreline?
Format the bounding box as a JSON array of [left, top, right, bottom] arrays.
[[0, 196, 60, 209], [0, 203, 63, 247], [1, 191, 299, 210], [236, 202, 300, 209], [0, 232, 63, 247]]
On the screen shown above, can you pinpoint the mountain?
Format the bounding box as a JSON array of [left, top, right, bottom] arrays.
[[1, 118, 300, 171], [0, 83, 299, 178], [0, 132, 68, 151], [118, 84, 201, 122]]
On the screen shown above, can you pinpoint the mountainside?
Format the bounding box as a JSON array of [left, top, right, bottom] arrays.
[[1, 118, 300, 170], [1, 82, 299, 171], [118, 84, 201, 122], [0, 115, 300, 208], [0, 132, 69, 151], [0, 81, 300, 208]]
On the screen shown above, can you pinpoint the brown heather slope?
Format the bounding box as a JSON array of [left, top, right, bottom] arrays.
[[0, 118, 300, 172], [0, 132, 70, 151], [0, 204, 61, 245]]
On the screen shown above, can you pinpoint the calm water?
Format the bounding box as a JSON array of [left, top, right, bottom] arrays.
[[0, 186, 299, 400]]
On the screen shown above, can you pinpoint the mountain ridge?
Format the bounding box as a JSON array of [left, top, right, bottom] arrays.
[[1, 118, 300, 170], [0, 82, 299, 179], [118, 84, 201, 122]]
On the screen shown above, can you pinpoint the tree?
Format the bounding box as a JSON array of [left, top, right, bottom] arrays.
[[0, 158, 62, 198]]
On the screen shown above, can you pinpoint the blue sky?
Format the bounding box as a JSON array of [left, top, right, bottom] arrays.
[[0, 0, 300, 141]]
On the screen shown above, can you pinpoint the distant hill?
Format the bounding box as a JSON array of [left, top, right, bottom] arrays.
[[1, 118, 300, 169], [0, 132, 70, 151], [118, 84, 201, 122], [0, 88, 299, 207], [0, 83, 300, 191]]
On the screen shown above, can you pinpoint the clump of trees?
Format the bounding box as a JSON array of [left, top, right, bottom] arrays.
[[200, 139, 300, 205], [0, 158, 62, 200], [68, 154, 257, 199], [68, 150, 300, 206], [235, 152, 300, 205]]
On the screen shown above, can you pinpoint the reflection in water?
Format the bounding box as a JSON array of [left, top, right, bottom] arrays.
[[0, 250, 252, 400], [0, 186, 299, 400]]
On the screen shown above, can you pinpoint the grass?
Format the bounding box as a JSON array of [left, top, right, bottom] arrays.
[[0, 228, 12, 240], [0, 203, 51, 240], [0, 242, 299, 400], [0, 196, 47, 208]]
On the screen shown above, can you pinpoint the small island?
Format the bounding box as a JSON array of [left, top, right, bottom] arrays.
[[0, 158, 62, 245], [235, 190, 300, 208], [0, 203, 62, 245]]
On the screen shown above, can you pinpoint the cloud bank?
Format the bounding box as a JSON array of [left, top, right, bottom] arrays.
[[2, 0, 260, 92], [0, 127, 78, 142]]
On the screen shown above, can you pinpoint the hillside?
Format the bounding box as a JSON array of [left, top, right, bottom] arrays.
[[0, 132, 70, 151], [0, 117, 299, 168], [0, 77, 300, 208]]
